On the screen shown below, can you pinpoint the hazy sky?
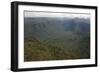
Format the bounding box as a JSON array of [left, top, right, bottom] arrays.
[[24, 11, 90, 18]]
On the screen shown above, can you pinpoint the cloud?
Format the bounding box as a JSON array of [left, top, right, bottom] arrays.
[[24, 11, 90, 18]]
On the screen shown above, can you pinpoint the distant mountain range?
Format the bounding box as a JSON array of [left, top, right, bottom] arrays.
[[24, 17, 90, 39]]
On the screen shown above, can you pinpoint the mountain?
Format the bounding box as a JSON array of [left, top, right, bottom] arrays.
[[62, 17, 90, 32], [24, 17, 90, 39], [24, 17, 90, 61]]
